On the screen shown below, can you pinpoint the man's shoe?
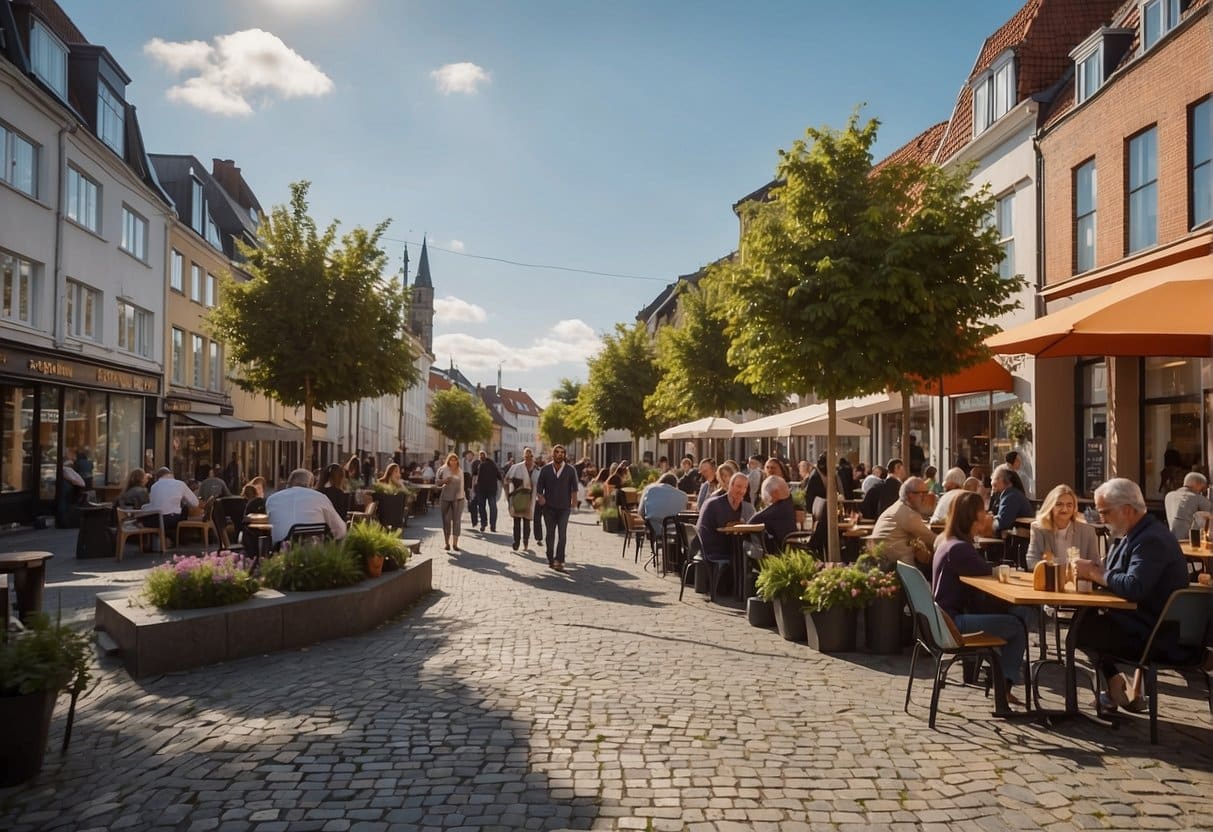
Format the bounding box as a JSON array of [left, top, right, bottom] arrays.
[[554, 562, 565, 572], [490, 527, 497, 532]]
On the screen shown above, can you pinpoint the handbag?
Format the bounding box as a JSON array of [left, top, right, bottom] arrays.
[[509, 487, 533, 515]]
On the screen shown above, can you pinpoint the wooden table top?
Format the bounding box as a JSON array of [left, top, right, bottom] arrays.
[[718, 523, 765, 534], [1182, 542, 1212, 560], [960, 572, 1136, 609], [245, 513, 268, 523], [0, 551, 54, 566]]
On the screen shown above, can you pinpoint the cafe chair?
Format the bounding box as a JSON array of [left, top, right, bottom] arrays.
[[114, 508, 166, 561], [896, 562, 1020, 728], [373, 492, 407, 531], [782, 530, 815, 556], [282, 523, 332, 550], [176, 497, 218, 553], [1094, 586, 1213, 743], [659, 515, 683, 576], [677, 516, 730, 603], [216, 496, 248, 550], [618, 503, 648, 563]]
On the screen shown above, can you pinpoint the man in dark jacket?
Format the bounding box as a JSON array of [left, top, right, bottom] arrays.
[[472, 450, 502, 532], [861, 458, 904, 520], [537, 445, 580, 570]]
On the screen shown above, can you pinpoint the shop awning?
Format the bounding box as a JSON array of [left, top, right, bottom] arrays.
[[833, 392, 902, 420], [226, 420, 303, 442], [732, 404, 869, 438], [183, 413, 252, 430], [914, 359, 1014, 397], [659, 416, 738, 440], [988, 259, 1213, 358]]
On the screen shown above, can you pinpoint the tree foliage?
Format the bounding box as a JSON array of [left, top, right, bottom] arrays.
[[551, 378, 582, 407], [428, 387, 493, 448], [539, 401, 578, 447], [581, 322, 660, 457], [646, 276, 787, 424], [208, 181, 419, 469]]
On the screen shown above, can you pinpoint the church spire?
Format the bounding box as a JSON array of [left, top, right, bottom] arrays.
[[415, 236, 433, 289]]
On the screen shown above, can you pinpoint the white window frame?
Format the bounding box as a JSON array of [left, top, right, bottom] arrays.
[[120, 206, 148, 261], [170, 250, 184, 293], [116, 299, 151, 357], [171, 327, 184, 385], [192, 333, 204, 387], [1142, 0, 1182, 51], [66, 166, 100, 232], [190, 178, 204, 235], [97, 82, 125, 155], [1128, 126, 1159, 253], [0, 250, 35, 326], [1075, 46, 1102, 105], [1192, 97, 1211, 229], [29, 19, 67, 99], [190, 264, 202, 303], [994, 192, 1015, 280], [205, 273, 217, 308], [205, 212, 222, 250], [1074, 159, 1097, 273], [209, 341, 222, 391], [66, 279, 101, 341], [1, 122, 38, 198], [971, 53, 1016, 137]]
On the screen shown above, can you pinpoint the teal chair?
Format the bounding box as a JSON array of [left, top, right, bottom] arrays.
[[896, 562, 1013, 727]]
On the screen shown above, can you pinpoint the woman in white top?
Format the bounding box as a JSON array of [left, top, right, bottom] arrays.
[[436, 453, 466, 552], [1026, 483, 1101, 569]]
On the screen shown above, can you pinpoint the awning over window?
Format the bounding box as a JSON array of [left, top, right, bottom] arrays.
[[914, 359, 1014, 397], [226, 420, 303, 442], [182, 413, 252, 430]]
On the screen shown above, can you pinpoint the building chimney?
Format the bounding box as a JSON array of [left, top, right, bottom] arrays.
[[211, 159, 242, 203]]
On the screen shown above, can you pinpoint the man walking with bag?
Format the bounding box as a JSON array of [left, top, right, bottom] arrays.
[[537, 444, 579, 571]]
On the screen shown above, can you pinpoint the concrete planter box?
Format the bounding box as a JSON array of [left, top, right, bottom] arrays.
[[95, 557, 432, 678]]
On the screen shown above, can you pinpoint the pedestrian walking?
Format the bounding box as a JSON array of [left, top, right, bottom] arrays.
[[462, 450, 478, 526], [436, 453, 465, 551], [473, 450, 503, 532], [536, 444, 579, 571], [506, 447, 541, 550]]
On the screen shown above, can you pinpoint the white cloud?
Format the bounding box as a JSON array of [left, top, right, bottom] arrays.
[[433, 296, 487, 324], [448, 239, 465, 252], [144, 29, 334, 116], [430, 62, 491, 94], [433, 318, 601, 371]]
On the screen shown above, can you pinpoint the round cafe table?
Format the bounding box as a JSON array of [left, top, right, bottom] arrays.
[[717, 523, 765, 603]]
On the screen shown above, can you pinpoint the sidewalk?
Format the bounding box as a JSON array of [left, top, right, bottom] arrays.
[[2, 500, 1212, 830]]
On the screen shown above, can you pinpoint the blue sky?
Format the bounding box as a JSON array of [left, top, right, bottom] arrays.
[[63, 0, 1024, 405]]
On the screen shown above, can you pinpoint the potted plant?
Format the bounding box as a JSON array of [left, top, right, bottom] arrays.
[[857, 550, 904, 655], [800, 562, 870, 652], [345, 521, 410, 576], [0, 613, 93, 785], [588, 482, 605, 512], [1006, 402, 1031, 446], [755, 549, 821, 642], [142, 551, 260, 610], [599, 506, 621, 533]]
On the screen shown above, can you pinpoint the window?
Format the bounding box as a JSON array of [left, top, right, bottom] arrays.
[[205, 213, 222, 250], [190, 264, 202, 303], [209, 342, 222, 391], [29, 20, 67, 98], [190, 178, 204, 235], [170, 250, 183, 293], [192, 334, 204, 387], [995, 192, 1014, 279], [1075, 160, 1097, 273], [66, 279, 100, 341], [116, 299, 151, 357], [1076, 48, 1102, 104], [66, 167, 99, 232], [205, 273, 217, 308], [120, 207, 147, 260], [1193, 97, 1211, 228], [97, 83, 125, 155], [171, 328, 184, 384], [1128, 127, 1158, 253], [1, 122, 37, 197], [1142, 0, 1181, 51], [0, 251, 34, 325], [972, 57, 1016, 135]]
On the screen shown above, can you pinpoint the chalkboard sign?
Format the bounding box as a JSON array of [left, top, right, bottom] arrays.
[[1084, 438, 1105, 496]]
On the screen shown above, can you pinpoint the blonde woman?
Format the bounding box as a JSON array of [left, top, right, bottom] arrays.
[[1026, 484, 1100, 569], [378, 463, 405, 488], [437, 452, 466, 551]]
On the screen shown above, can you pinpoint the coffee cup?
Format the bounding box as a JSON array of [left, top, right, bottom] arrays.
[[996, 564, 1011, 583]]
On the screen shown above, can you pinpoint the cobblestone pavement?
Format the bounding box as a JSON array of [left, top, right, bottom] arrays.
[[3, 505, 1213, 831]]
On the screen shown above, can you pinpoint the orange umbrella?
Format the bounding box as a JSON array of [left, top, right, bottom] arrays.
[[987, 260, 1213, 358], [914, 358, 1013, 397]]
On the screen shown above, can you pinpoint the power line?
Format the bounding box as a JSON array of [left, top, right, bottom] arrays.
[[381, 235, 670, 282]]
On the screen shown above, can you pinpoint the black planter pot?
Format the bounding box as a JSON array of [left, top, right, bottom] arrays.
[[864, 592, 904, 654], [772, 597, 807, 642], [804, 606, 859, 653], [0, 690, 57, 786], [747, 596, 776, 628], [602, 516, 621, 533]]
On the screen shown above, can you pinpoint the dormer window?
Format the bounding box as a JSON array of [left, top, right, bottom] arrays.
[[971, 53, 1015, 136], [190, 177, 204, 235], [97, 82, 125, 155], [205, 212, 222, 249], [1071, 28, 1134, 106], [1142, 0, 1181, 51], [1076, 48, 1102, 104], [29, 19, 67, 99]]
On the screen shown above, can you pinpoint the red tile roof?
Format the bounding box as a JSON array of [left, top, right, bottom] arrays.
[[22, 0, 89, 44], [498, 388, 541, 417], [872, 121, 949, 174], [428, 372, 451, 392]]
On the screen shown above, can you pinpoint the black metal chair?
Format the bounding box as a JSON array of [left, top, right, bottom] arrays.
[[374, 493, 408, 530], [618, 503, 648, 563], [676, 515, 730, 603], [659, 515, 682, 576]]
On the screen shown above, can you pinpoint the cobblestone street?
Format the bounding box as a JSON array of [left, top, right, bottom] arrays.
[[2, 505, 1213, 831]]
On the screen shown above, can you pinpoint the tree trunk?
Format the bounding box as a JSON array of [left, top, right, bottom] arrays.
[[826, 397, 840, 563], [304, 377, 314, 472], [901, 390, 912, 477]]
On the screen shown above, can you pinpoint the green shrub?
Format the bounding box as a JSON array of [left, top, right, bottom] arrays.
[[800, 563, 873, 612], [345, 521, 411, 569], [261, 540, 364, 592], [791, 488, 807, 510], [371, 481, 406, 496], [0, 612, 92, 697], [755, 549, 820, 601], [588, 482, 604, 498], [599, 507, 619, 521], [143, 551, 260, 610]]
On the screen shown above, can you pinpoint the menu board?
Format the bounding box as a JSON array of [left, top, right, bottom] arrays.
[[1084, 437, 1105, 496]]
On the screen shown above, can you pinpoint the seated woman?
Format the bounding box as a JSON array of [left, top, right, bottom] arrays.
[[932, 491, 1034, 707], [698, 461, 738, 515], [242, 479, 267, 515], [1026, 483, 1100, 569], [378, 463, 405, 489], [117, 468, 150, 509], [317, 463, 350, 517]]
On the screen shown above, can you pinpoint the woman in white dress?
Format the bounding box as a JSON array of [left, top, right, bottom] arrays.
[[506, 448, 542, 551]]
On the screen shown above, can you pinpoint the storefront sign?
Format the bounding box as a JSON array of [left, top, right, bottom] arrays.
[[1084, 437, 1105, 496], [164, 399, 193, 412], [0, 347, 160, 395]]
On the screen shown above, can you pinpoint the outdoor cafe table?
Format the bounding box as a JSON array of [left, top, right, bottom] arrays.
[[717, 523, 765, 602], [1182, 541, 1212, 576], [960, 572, 1136, 718], [0, 551, 54, 624]]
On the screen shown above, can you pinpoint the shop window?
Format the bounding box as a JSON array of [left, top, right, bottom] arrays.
[[1, 386, 35, 493], [1143, 357, 1202, 499], [108, 395, 143, 486], [63, 388, 107, 489]]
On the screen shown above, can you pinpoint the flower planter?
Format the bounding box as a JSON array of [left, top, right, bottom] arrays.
[[772, 597, 807, 642], [0, 690, 56, 786], [365, 555, 385, 578], [602, 516, 622, 533], [804, 606, 859, 653], [864, 591, 904, 654], [747, 596, 776, 628]]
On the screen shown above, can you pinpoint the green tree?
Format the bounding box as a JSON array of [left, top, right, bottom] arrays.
[[429, 387, 493, 449], [645, 277, 786, 425], [539, 400, 578, 447], [551, 378, 582, 406], [718, 112, 1018, 560], [581, 322, 659, 461], [209, 181, 419, 470]]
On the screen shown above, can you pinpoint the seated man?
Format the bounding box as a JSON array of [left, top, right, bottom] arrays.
[[695, 472, 754, 560], [144, 467, 199, 534], [929, 467, 968, 525], [638, 472, 688, 537], [1073, 478, 1191, 708], [267, 468, 348, 547], [990, 464, 1033, 535], [750, 475, 796, 551], [198, 465, 231, 501], [860, 458, 904, 520], [869, 476, 936, 567], [1164, 472, 1212, 540]]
